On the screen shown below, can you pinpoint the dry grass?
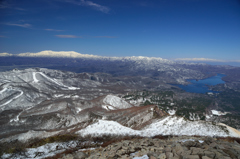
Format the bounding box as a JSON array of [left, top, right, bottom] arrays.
[[217, 136, 240, 144], [28, 134, 78, 148]]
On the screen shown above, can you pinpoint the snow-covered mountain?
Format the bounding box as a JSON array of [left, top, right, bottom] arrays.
[[78, 116, 240, 138], [0, 50, 211, 85], [1, 50, 171, 62], [1, 68, 240, 144]]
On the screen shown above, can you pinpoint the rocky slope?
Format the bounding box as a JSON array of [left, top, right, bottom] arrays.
[[3, 136, 240, 159], [83, 137, 240, 159]]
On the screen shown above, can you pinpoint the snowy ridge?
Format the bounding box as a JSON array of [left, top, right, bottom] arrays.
[[2, 50, 172, 63], [18, 50, 101, 59], [0, 53, 12, 56], [77, 116, 240, 138]]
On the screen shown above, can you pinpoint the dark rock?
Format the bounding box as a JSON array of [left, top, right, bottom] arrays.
[[190, 147, 204, 156], [164, 147, 172, 152], [181, 141, 197, 148], [182, 155, 199, 159], [204, 150, 215, 158]]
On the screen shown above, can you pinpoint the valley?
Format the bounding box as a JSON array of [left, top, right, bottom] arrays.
[[0, 52, 240, 158]]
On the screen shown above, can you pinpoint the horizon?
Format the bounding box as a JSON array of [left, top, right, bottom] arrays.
[[1, 50, 240, 67], [0, 0, 240, 61]]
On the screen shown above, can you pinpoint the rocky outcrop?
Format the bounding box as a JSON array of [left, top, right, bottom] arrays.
[[61, 136, 240, 159]]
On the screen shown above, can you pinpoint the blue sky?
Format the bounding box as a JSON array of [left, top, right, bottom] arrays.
[[0, 0, 240, 61]]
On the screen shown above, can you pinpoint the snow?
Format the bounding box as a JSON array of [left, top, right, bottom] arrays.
[[15, 50, 171, 63], [32, 72, 39, 83], [1, 140, 81, 159], [206, 115, 211, 119], [18, 50, 101, 59], [218, 123, 240, 138], [1, 138, 98, 159], [179, 139, 204, 143], [0, 52, 12, 56], [0, 90, 23, 107], [38, 72, 80, 90], [133, 155, 149, 159], [211, 110, 228, 116], [76, 107, 82, 113], [102, 105, 115, 110], [54, 94, 64, 98], [78, 119, 138, 136], [10, 111, 22, 122], [77, 116, 240, 138], [103, 95, 132, 110], [0, 87, 7, 94], [168, 109, 176, 115]]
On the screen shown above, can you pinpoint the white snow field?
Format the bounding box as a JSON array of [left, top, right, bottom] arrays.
[[102, 94, 133, 110], [77, 116, 240, 138]]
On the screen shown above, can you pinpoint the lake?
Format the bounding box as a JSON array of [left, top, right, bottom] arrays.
[[175, 74, 226, 94]]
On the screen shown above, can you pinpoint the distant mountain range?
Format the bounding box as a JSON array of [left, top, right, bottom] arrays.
[[1, 51, 240, 158], [0, 50, 171, 63], [1, 50, 240, 67]]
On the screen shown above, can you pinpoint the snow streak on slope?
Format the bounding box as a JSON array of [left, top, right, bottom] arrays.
[[37, 72, 80, 90], [0, 90, 23, 107], [32, 72, 39, 83], [0, 88, 7, 94], [77, 116, 240, 138]]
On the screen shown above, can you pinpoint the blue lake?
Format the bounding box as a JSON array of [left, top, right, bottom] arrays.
[[175, 74, 226, 94]]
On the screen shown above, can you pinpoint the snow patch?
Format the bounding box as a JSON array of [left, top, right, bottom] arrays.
[[211, 110, 228, 116], [168, 109, 176, 115], [77, 116, 240, 138], [102, 105, 115, 110], [133, 155, 149, 159], [179, 139, 204, 143], [76, 107, 82, 113], [32, 72, 39, 83], [77, 120, 139, 136], [1, 140, 89, 159], [103, 95, 132, 110]]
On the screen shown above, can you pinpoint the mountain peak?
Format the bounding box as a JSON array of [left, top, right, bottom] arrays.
[[18, 50, 100, 58], [0, 53, 12, 56]]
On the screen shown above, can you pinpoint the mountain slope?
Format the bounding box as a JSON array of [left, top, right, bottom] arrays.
[[1, 68, 240, 144], [77, 116, 240, 138]]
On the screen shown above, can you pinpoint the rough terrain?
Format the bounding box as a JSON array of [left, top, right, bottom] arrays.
[[59, 136, 240, 159]]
